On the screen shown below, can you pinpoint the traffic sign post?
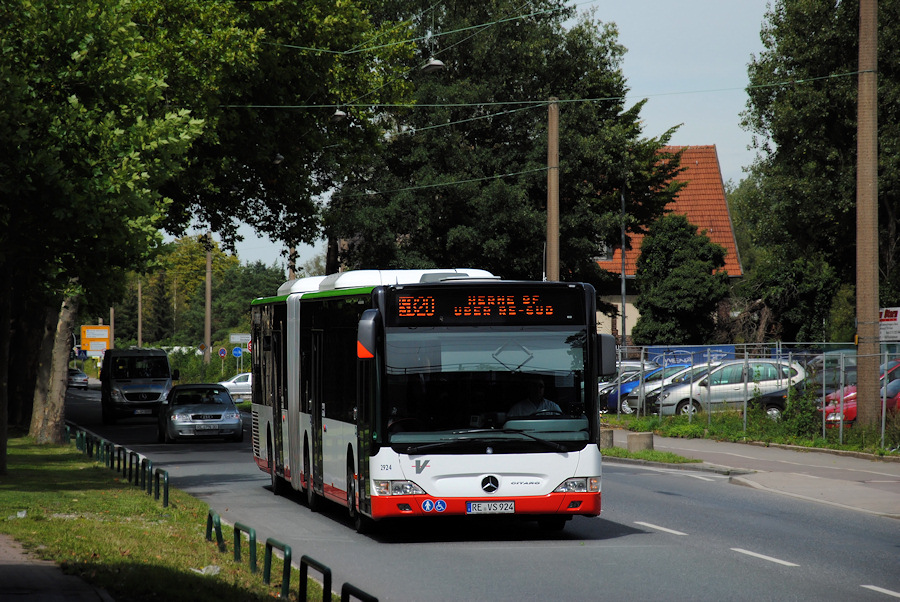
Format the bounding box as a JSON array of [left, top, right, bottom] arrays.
[[233, 346, 242, 372], [80, 325, 110, 358]]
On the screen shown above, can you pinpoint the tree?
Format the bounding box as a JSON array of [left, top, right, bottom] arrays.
[[742, 1, 900, 304], [144, 1, 417, 254], [735, 250, 839, 342], [324, 1, 683, 295], [0, 2, 415, 463], [0, 0, 207, 458], [177, 261, 286, 344], [631, 214, 730, 345]]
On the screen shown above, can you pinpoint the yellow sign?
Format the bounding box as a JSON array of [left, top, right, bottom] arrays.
[[81, 325, 110, 357]]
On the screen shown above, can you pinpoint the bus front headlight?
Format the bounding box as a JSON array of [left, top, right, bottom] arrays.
[[374, 480, 425, 496], [554, 477, 600, 493]]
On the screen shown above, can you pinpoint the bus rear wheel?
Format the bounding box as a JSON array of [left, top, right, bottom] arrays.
[[305, 451, 319, 512], [347, 463, 357, 520], [268, 436, 284, 496]]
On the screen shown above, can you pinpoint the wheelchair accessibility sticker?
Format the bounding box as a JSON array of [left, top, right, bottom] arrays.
[[421, 499, 447, 512]]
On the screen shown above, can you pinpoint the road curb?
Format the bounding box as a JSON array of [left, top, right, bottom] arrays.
[[744, 440, 900, 463], [602, 454, 755, 476]]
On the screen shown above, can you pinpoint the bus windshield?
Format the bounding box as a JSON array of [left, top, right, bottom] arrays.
[[383, 327, 588, 445]]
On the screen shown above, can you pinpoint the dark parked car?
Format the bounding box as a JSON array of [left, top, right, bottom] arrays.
[[753, 380, 822, 420], [157, 384, 243, 443]]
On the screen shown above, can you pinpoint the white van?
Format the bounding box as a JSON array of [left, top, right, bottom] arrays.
[[100, 348, 179, 424]]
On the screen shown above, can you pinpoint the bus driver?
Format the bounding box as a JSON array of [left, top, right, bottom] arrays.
[[508, 378, 562, 417]]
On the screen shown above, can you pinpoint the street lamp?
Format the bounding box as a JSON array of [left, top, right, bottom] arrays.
[[421, 57, 445, 73]]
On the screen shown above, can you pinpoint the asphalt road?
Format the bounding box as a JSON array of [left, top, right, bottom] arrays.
[[65, 387, 900, 601]]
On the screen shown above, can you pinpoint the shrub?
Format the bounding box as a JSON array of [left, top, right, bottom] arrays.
[[782, 388, 823, 439]]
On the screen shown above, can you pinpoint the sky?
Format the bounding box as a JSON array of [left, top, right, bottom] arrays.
[[227, 0, 771, 269]]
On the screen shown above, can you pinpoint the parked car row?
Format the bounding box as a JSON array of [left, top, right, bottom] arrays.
[[604, 350, 900, 426], [603, 359, 806, 418], [604, 364, 689, 413]]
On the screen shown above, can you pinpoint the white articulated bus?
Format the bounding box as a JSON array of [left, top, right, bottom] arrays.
[[250, 269, 616, 532]]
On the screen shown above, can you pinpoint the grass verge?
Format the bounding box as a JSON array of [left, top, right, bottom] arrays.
[[603, 404, 900, 458], [599, 446, 701, 464], [0, 435, 334, 602]]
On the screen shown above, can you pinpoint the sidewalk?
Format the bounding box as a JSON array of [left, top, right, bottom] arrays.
[[609, 428, 900, 519], [2, 433, 898, 601], [0, 533, 113, 601]]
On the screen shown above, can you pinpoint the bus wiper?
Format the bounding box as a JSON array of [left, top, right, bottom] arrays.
[[451, 428, 566, 452], [403, 429, 565, 454], [403, 439, 470, 454]]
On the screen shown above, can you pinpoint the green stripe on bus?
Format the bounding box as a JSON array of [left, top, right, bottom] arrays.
[[251, 295, 289, 306], [298, 286, 376, 299]]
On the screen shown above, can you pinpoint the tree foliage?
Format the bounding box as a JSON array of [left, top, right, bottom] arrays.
[[0, 0, 210, 452], [631, 214, 730, 345], [324, 1, 683, 294], [146, 0, 417, 253], [1, 1, 409, 455], [738, 0, 900, 338]]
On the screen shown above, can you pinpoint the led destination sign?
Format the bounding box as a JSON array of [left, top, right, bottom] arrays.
[[389, 286, 584, 326]]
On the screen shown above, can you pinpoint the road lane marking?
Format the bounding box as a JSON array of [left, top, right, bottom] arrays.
[[861, 585, 900, 598], [635, 522, 687, 536], [685, 474, 715, 482], [731, 548, 798, 566]]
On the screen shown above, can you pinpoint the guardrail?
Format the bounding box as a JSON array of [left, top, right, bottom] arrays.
[[65, 422, 170, 508], [204, 510, 378, 601], [264, 538, 293, 599], [66, 422, 378, 600]]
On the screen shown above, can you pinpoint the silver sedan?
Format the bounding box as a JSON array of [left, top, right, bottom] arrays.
[[157, 384, 244, 443]]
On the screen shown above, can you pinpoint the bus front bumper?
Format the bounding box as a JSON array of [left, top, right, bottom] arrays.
[[370, 491, 601, 519]]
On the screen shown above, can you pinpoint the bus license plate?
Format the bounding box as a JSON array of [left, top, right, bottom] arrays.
[[466, 501, 514, 514]]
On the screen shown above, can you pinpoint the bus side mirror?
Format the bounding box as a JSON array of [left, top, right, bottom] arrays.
[[357, 309, 381, 360], [172, 369, 180, 381], [596, 334, 616, 378]]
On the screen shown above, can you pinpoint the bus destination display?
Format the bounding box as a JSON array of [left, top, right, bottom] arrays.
[[390, 287, 583, 326]]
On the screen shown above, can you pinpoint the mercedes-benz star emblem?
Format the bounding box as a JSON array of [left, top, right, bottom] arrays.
[[481, 475, 499, 493]]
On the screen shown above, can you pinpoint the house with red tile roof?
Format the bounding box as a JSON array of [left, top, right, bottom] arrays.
[[595, 145, 743, 343]]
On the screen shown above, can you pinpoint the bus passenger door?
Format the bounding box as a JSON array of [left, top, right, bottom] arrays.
[[310, 330, 324, 494]]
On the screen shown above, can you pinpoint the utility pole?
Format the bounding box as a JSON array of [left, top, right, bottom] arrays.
[[546, 98, 559, 282], [137, 279, 142, 348], [204, 233, 212, 364], [621, 191, 627, 346], [856, 0, 879, 426]]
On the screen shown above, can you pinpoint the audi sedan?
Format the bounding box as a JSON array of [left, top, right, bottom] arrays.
[[67, 368, 89, 389], [157, 384, 243, 443]]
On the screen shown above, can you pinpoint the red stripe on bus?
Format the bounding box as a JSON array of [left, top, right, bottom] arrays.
[[369, 493, 601, 518]]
